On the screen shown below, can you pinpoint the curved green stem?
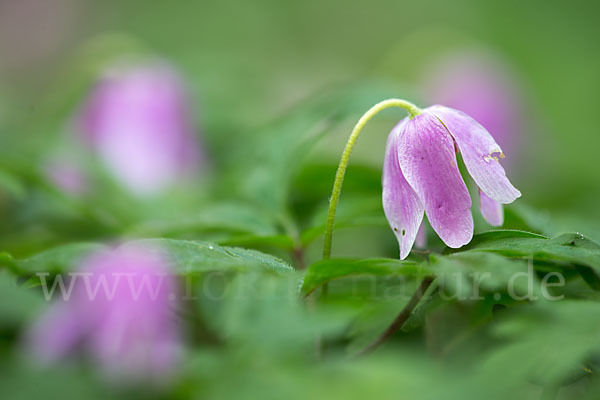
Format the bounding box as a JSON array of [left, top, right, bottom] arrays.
[[322, 99, 422, 259]]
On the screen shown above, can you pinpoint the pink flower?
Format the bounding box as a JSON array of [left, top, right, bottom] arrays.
[[45, 161, 87, 195], [382, 106, 521, 259], [78, 61, 201, 195], [26, 245, 181, 382], [424, 52, 523, 226]]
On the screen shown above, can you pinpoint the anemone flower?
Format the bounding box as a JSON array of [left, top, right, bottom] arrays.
[[78, 61, 201, 196], [382, 106, 520, 259], [45, 160, 87, 195], [424, 52, 523, 227], [26, 245, 181, 382]]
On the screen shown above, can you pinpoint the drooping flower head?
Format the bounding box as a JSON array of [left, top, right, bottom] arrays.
[[78, 60, 201, 196], [423, 51, 524, 226], [26, 245, 181, 382], [382, 106, 520, 259]]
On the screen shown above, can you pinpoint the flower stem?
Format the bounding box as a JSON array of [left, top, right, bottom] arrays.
[[322, 99, 422, 260], [357, 276, 435, 356]]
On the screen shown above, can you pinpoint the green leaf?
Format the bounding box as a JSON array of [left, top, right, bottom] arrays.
[[1, 239, 293, 280], [123, 239, 293, 274], [446, 229, 549, 253], [449, 230, 600, 273], [484, 300, 600, 386], [0, 242, 106, 275], [217, 234, 296, 251], [344, 277, 427, 355], [301, 258, 422, 295], [211, 272, 346, 357], [429, 252, 537, 300]]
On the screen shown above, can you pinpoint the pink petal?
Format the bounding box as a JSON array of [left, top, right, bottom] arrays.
[[382, 120, 424, 260], [428, 106, 521, 204], [45, 161, 87, 195], [415, 223, 427, 249], [479, 189, 504, 226], [78, 62, 200, 196], [25, 245, 180, 381], [397, 113, 473, 248], [423, 52, 522, 164], [26, 304, 86, 363]]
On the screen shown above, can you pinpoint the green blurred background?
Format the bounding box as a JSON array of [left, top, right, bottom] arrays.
[[0, 0, 598, 235]]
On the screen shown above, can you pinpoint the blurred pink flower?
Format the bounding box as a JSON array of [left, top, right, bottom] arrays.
[[78, 61, 201, 195], [423, 51, 524, 228], [45, 161, 87, 195], [26, 245, 181, 382]]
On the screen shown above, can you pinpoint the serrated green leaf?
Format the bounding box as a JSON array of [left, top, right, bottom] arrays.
[[2, 239, 293, 280], [485, 300, 600, 386], [123, 238, 293, 274], [448, 230, 600, 275]]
